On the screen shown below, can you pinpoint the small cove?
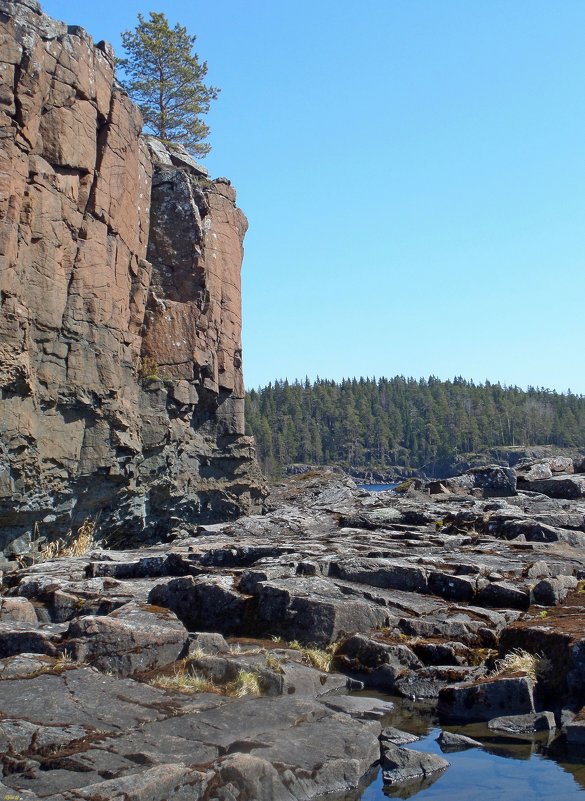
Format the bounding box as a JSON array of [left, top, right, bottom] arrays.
[[355, 484, 585, 800], [355, 694, 585, 800]]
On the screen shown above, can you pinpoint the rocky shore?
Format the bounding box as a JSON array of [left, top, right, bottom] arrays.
[[3, 460, 585, 799]]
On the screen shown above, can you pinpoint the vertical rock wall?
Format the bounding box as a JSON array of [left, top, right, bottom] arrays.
[[0, 0, 265, 558]]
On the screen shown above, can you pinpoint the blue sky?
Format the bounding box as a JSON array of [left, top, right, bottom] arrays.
[[41, 1, 585, 393]]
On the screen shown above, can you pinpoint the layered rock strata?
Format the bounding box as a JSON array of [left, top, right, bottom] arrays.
[[0, 0, 265, 557]]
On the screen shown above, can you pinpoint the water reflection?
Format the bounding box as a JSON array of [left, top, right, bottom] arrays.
[[352, 692, 585, 800]]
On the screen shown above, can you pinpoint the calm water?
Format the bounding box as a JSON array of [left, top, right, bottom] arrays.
[[357, 695, 585, 801]]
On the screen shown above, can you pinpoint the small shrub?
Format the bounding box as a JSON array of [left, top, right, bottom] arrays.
[[138, 354, 162, 382]]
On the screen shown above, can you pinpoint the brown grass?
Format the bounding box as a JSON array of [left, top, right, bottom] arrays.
[[39, 519, 96, 562]]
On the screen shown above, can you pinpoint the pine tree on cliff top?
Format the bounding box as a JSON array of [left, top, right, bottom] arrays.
[[119, 12, 219, 157]]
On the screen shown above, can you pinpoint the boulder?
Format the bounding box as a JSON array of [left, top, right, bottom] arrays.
[[521, 476, 585, 500], [335, 634, 421, 690], [531, 576, 578, 606], [188, 632, 229, 655], [487, 711, 556, 733], [0, 597, 38, 624], [381, 741, 449, 787], [149, 576, 253, 635], [429, 466, 516, 498], [330, 557, 429, 593], [476, 581, 530, 611], [436, 730, 483, 751], [438, 676, 535, 722], [0, 622, 60, 658], [65, 603, 188, 676], [252, 577, 389, 647], [380, 726, 420, 746]]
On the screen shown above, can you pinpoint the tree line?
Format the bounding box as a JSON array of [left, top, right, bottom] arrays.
[[245, 376, 585, 477]]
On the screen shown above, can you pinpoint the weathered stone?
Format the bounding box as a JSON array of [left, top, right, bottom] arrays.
[[428, 571, 477, 602], [65, 602, 188, 676], [0, 622, 60, 658], [200, 754, 294, 801], [381, 741, 449, 786], [330, 557, 429, 593], [436, 730, 482, 751], [438, 676, 535, 722], [189, 632, 229, 655], [64, 764, 205, 801], [252, 577, 389, 647], [522, 476, 585, 500], [476, 581, 530, 610], [0, 596, 38, 624], [380, 726, 420, 746], [428, 466, 516, 498], [395, 665, 483, 701], [335, 634, 421, 690], [487, 711, 556, 733], [320, 695, 394, 720], [411, 640, 474, 666], [566, 714, 585, 746], [531, 576, 578, 606], [516, 460, 554, 481], [149, 575, 253, 635]]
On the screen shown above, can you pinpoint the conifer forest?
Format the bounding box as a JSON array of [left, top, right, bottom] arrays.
[[246, 377, 585, 476]]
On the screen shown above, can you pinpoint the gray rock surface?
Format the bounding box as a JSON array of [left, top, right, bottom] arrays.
[[381, 741, 449, 786], [3, 467, 585, 795], [436, 730, 483, 751], [487, 711, 556, 733], [438, 676, 535, 722]]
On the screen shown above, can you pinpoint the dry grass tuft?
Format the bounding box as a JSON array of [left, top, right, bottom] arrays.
[[52, 649, 77, 672], [39, 519, 96, 561], [186, 647, 206, 662], [301, 647, 333, 672], [147, 663, 263, 698], [288, 640, 335, 672], [230, 669, 261, 698], [264, 651, 284, 674], [148, 669, 218, 695], [492, 648, 552, 682]]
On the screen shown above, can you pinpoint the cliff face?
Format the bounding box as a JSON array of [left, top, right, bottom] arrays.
[[0, 0, 265, 557]]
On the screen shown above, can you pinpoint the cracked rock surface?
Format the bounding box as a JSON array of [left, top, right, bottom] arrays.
[[3, 470, 585, 797]]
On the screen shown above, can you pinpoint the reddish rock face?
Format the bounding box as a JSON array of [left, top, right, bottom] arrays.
[[0, 0, 265, 557]]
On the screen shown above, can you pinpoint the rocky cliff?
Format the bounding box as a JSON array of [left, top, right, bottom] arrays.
[[0, 0, 265, 558]]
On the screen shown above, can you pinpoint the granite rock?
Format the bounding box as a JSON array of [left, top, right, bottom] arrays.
[[0, 0, 265, 559]]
